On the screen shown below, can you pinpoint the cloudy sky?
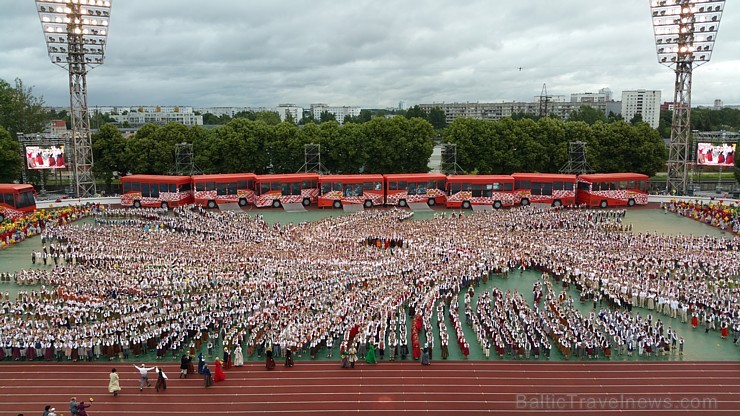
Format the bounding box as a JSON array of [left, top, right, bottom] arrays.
[[1, 0, 737, 108]]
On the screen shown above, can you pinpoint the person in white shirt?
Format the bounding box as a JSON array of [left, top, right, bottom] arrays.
[[133, 364, 154, 391]]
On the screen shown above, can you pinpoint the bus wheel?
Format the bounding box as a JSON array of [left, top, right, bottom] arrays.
[[552, 199, 562, 208], [238, 198, 248, 207], [627, 199, 635, 207], [161, 202, 169, 210], [427, 198, 436, 207], [599, 200, 608, 209], [398, 199, 407, 207], [493, 201, 502, 209], [133, 200, 141, 208], [272, 200, 281, 209], [521, 198, 530, 206], [462, 201, 471, 209], [207, 200, 217, 209], [364, 199, 373, 209], [333, 200, 342, 209], [302, 198, 311, 207]]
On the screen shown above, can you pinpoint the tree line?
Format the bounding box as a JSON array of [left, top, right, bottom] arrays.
[[91, 116, 435, 186]]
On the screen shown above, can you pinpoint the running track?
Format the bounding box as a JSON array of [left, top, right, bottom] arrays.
[[0, 361, 738, 415]]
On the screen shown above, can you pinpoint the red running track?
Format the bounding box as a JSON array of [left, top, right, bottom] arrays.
[[0, 361, 738, 415]]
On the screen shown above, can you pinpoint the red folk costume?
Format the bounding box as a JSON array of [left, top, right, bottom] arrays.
[[213, 359, 226, 382]]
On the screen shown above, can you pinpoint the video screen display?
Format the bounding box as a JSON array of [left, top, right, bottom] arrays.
[[696, 142, 735, 167], [25, 145, 67, 169]]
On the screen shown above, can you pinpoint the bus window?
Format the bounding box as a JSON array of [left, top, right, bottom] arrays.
[[160, 184, 169, 193], [216, 182, 227, 195], [610, 182, 619, 191], [408, 182, 417, 195], [271, 182, 281, 191], [206, 182, 215, 191], [374, 182, 382, 191], [363, 182, 372, 191], [553, 181, 563, 191], [503, 183, 513, 191], [19, 192, 35, 208], [417, 182, 427, 195], [389, 182, 397, 191], [619, 181, 628, 190], [542, 182, 552, 196], [451, 183, 461, 193], [248, 180, 254, 189], [398, 181, 407, 190], [639, 181, 647, 191], [627, 181, 636, 189], [321, 183, 331, 194], [291, 182, 301, 195], [531, 182, 541, 195], [132, 182, 140, 192], [260, 182, 270, 195], [565, 181, 574, 191], [281, 183, 290, 196], [333, 182, 342, 192], [492, 182, 502, 191], [179, 183, 191, 192], [141, 183, 150, 197], [302, 180, 311, 189], [150, 184, 160, 198], [577, 182, 590, 191], [124, 182, 131, 193], [237, 180, 247, 189], [168, 183, 177, 193], [354, 184, 363, 196], [483, 184, 493, 197], [471, 184, 482, 197], [521, 180, 530, 190], [3, 193, 15, 207], [195, 182, 205, 191], [437, 180, 445, 190], [514, 180, 520, 189]]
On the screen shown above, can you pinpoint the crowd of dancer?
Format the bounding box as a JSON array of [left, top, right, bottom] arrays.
[[663, 200, 740, 234], [0, 204, 97, 250], [0, 204, 737, 366]]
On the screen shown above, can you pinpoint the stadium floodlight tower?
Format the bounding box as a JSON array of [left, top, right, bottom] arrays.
[[35, 0, 112, 198], [650, 0, 724, 195]]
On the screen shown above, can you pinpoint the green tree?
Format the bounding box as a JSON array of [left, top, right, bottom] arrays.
[[319, 111, 336, 124], [255, 111, 282, 125], [92, 124, 129, 186], [428, 107, 447, 129], [364, 116, 433, 173], [568, 105, 606, 125], [0, 78, 48, 137], [629, 113, 644, 125], [404, 105, 425, 120], [0, 126, 23, 182]]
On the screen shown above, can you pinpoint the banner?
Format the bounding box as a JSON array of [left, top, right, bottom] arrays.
[[25, 145, 66, 169], [696, 142, 735, 167]]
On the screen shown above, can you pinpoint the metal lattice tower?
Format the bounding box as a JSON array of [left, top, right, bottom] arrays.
[[441, 143, 464, 175], [298, 143, 328, 174], [36, 0, 113, 197], [175, 142, 195, 176], [559, 141, 594, 174], [650, 0, 725, 195], [538, 83, 551, 118]]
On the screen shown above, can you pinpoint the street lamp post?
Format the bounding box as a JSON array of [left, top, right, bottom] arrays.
[[35, 0, 112, 197], [649, 0, 724, 195]]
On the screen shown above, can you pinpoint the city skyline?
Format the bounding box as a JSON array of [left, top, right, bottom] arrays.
[[1, 1, 738, 108]]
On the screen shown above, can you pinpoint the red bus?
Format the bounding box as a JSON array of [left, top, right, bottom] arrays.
[[576, 173, 650, 208], [254, 173, 319, 208], [120, 175, 194, 209], [446, 175, 515, 209], [512, 173, 577, 207], [318, 174, 384, 208], [384, 173, 447, 207], [0, 184, 36, 222], [192, 173, 257, 209]]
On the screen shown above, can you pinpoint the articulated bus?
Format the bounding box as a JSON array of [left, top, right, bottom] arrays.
[[0, 184, 36, 222], [576, 173, 650, 208], [254, 173, 320, 208], [511, 173, 577, 207], [121, 175, 193, 209], [446, 175, 516, 209], [192, 173, 257, 209], [383, 173, 447, 207], [318, 174, 385, 208]]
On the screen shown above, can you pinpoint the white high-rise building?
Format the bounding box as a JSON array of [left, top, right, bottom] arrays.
[[621, 90, 661, 129], [310, 104, 361, 124]]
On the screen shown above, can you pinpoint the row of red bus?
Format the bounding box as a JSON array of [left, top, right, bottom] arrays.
[[119, 172, 650, 210]]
